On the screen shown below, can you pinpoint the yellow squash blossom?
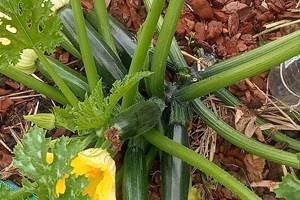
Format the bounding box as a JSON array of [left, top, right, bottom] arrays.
[[71, 148, 116, 200], [52, 148, 116, 199]]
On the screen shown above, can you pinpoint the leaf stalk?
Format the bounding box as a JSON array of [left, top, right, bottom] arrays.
[[70, 0, 99, 90], [144, 129, 262, 200]]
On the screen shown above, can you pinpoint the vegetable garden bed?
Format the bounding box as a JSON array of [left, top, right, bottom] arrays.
[[0, 0, 300, 199]]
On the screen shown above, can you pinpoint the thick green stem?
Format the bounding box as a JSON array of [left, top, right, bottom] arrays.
[[174, 32, 300, 101], [201, 30, 300, 78], [144, 130, 261, 200], [215, 88, 300, 151], [61, 33, 82, 59], [70, 0, 99, 90], [121, 0, 165, 109], [37, 52, 78, 106], [149, 0, 185, 97], [192, 99, 300, 168], [0, 67, 68, 105], [93, 0, 118, 55], [143, 0, 188, 72], [37, 57, 89, 99]]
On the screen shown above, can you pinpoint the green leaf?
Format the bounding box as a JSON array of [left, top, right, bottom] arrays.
[[54, 72, 152, 132], [0, 0, 62, 67], [106, 71, 152, 115], [58, 176, 89, 200], [13, 126, 89, 200], [54, 80, 106, 131], [275, 174, 300, 200]]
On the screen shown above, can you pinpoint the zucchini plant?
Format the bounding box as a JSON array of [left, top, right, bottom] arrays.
[[0, 0, 300, 199]]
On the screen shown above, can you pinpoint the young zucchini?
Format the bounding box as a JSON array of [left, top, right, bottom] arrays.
[[58, 7, 127, 85], [161, 101, 190, 200], [85, 11, 136, 68], [37, 57, 89, 99], [123, 137, 148, 200], [85, 10, 179, 71], [107, 99, 165, 143]]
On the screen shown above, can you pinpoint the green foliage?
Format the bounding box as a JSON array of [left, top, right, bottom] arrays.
[[0, 183, 25, 200], [13, 126, 90, 200], [275, 174, 300, 200], [54, 72, 152, 132], [57, 176, 89, 200], [0, 0, 62, 67]]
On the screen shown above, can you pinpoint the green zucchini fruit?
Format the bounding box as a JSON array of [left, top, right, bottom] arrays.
[[161, 101, 190, 200], [85, 10, 178, 72], [108, 99, 165, 141], [37, 57, 89, 99], [85, 11, 136, 68], [123, 137, 148, 200], [58, 7, 127, 85]]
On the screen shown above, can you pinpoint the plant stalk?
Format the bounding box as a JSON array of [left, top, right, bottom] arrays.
[[61, 33, 82, 59], [201, 30, 300, 78], [70, 0, 99, 90], [215, 88, 300, 151], [174, 32, 300, 102], [144, 0, 188, 71], [93, 0, 119, 55], [149, 0, 185, 97], [144, 129, 262, 200], [36, 52, 78, 105], [121, 0, 165, 109], [192, 99, 300, 168], [0, 67, 68, 105]]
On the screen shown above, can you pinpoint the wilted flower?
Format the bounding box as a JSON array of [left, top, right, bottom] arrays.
[[50, 0, 70, 12], [13, 49, 38, 74]]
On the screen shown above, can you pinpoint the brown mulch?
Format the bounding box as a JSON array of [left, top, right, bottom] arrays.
[[177, 0, 299, 59], [0, 0, 299, 199]]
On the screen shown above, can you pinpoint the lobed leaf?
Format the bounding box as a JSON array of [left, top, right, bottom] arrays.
[[0, 0, 62, 67], [54, 72, 152, 132], [13, 126, 89, 200], [54, 81, 106, 131], [275, 174, 300, 200], [106, 71, 152, 115]]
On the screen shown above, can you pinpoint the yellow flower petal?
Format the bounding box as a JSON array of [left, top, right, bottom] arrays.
[[71, 148, 116, 200], [46, 152, 54, 165], [95, 170, 115, 200], [55, 174, 69, 197]]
